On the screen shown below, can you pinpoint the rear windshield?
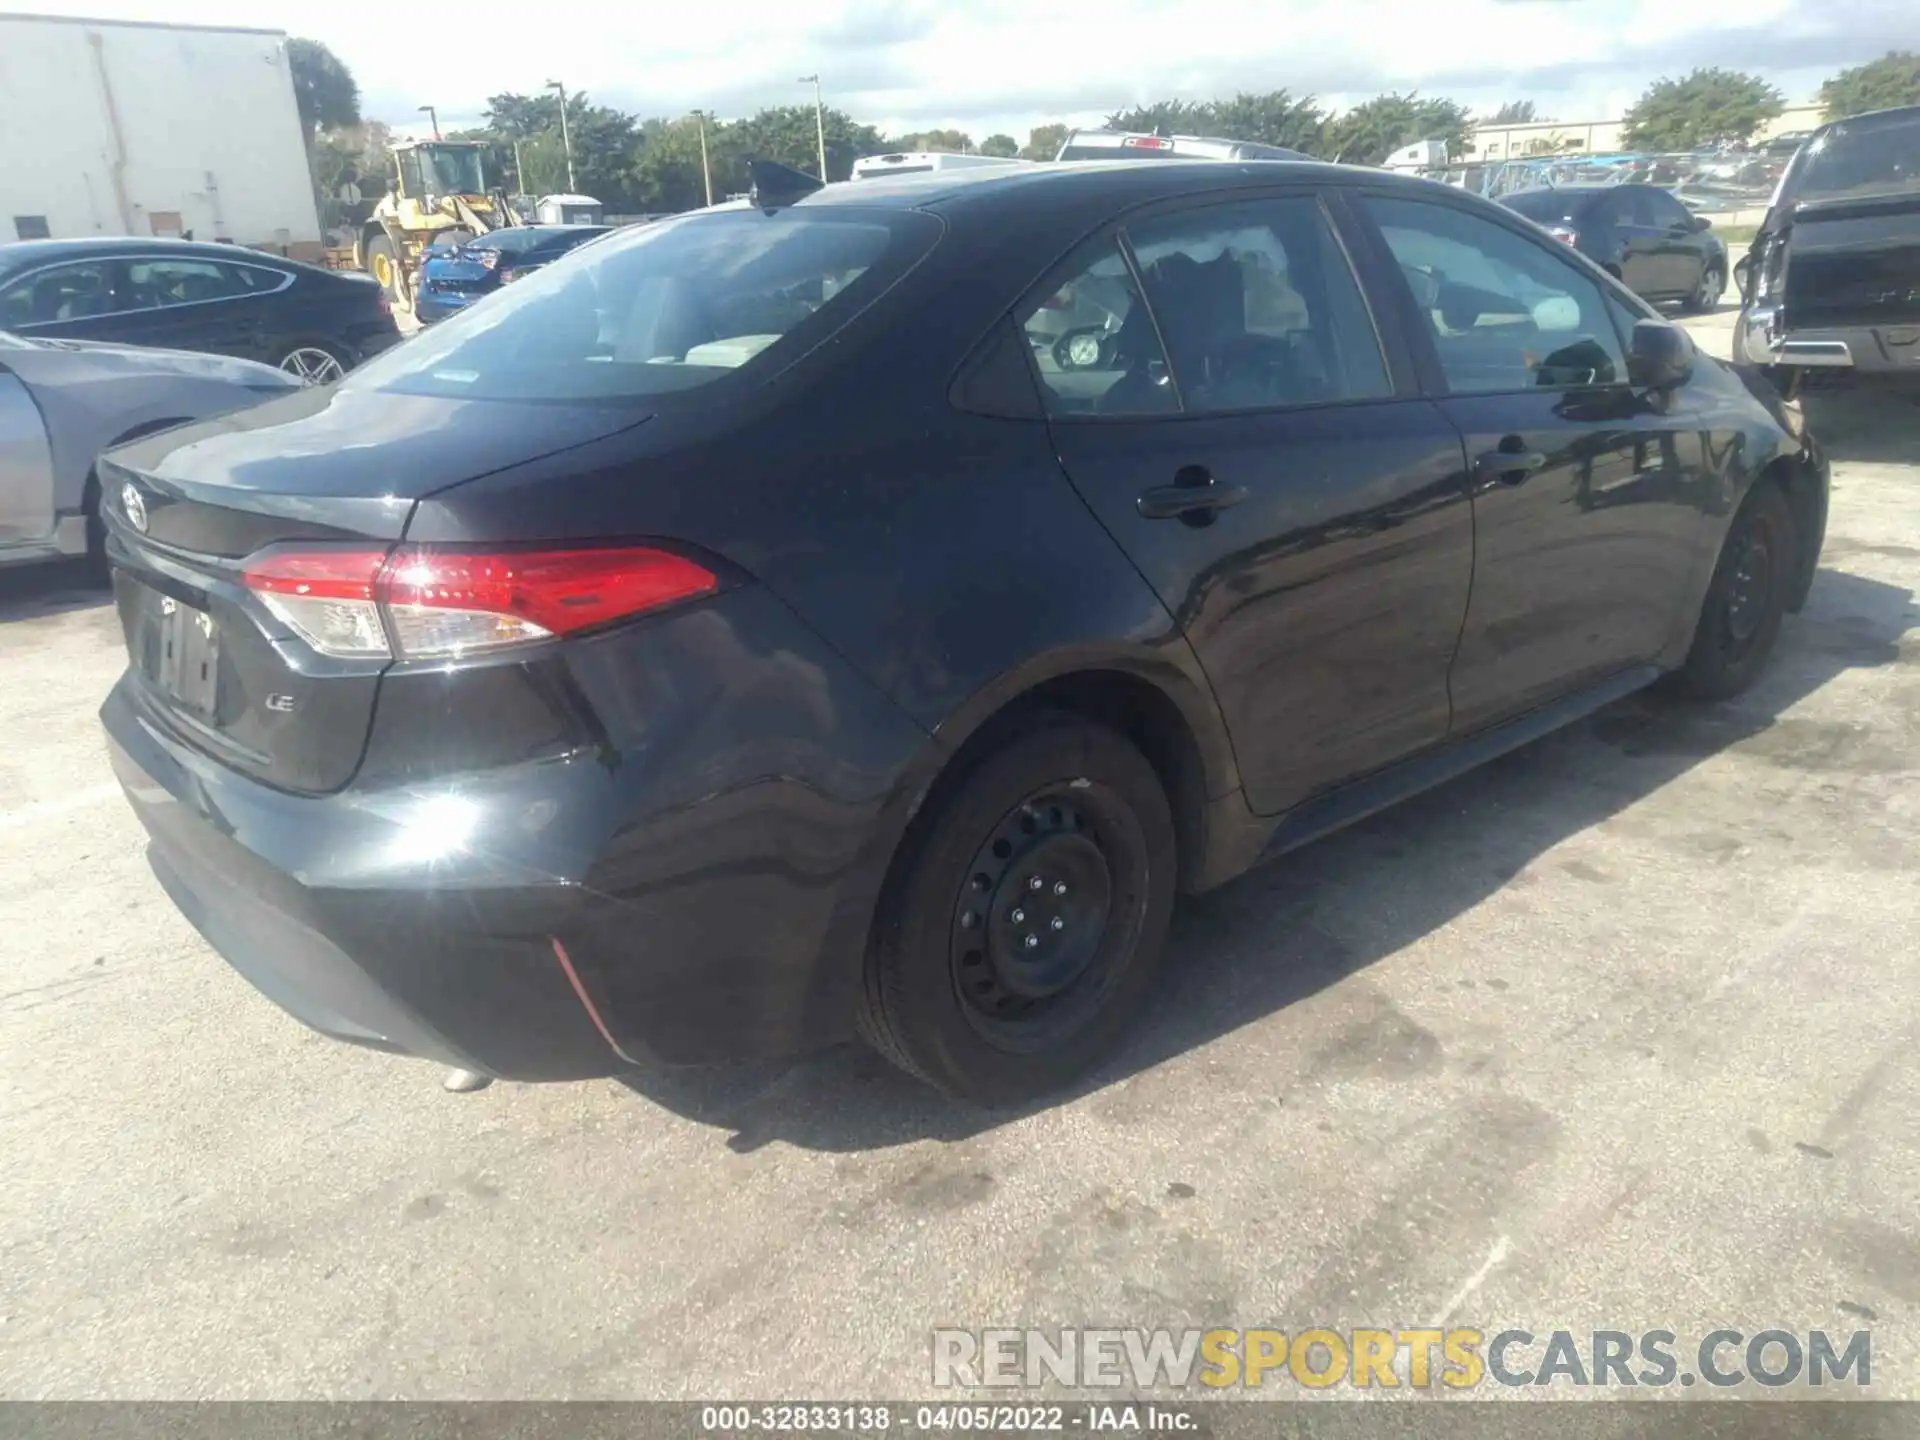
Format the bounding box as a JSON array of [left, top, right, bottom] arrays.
[[1794, 113, 1920, 203], [466, 227, 598, 255], [1501, 190, 1581, 223], [349, 208, 938, 402]]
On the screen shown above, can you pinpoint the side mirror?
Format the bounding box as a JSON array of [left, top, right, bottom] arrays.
[[1689, 214, 1713, 233], [1628, 319, 1694, 390]]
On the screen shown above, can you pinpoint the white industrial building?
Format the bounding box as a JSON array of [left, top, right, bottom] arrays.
[[0, 13, 323, 255]]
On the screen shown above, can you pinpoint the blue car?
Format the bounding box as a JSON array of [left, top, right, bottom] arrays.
[[415, 224, 612, 323]]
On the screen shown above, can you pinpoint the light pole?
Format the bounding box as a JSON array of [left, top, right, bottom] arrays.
[[797, 74, 827, 180], [546, 79, 576, 192], [417, 104, 440, 140], [691, 110, 714, 207]]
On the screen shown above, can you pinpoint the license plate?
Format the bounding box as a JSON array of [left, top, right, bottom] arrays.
[[144, 588, 220, 719]]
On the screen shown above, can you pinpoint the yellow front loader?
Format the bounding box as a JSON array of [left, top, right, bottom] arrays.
[[353, 140, 519, 313]]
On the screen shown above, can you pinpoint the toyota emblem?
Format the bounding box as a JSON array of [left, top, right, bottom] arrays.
[[121, 482, 148, 533]]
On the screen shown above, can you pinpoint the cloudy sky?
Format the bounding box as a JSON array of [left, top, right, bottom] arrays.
[[20, 0, 1916, 140]]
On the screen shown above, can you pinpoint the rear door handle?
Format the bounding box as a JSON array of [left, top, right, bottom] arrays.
[[1137, 473, 1249, 520], [1473, 448, 1547, 485]]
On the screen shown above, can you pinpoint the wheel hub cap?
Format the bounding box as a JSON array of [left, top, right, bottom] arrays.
[[952, 798, 1113, 1019]]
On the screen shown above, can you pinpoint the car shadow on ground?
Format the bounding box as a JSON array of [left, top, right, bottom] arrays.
[[0, 559, 109, 622], [1802, 387, 1920, 468], [616, 564, 1919, 1153]]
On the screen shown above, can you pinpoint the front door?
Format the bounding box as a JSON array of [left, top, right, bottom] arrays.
[[1356, 192, 1710, 732], [1017, 191, 1474, 815]]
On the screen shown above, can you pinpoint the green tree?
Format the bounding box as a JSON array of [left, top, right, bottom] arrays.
[[724, 106, 884, 184], [888, 128, 973, 153], [979, 133, 1020, 158], [1324, 93, 1472, 165], [1206, 91, 1327, 152], [1820, 51, 1920, 121], [632, 116, 720, 211], [477, 91, 641, 206], [1105, 99, 1208, 135], [286, 38, 360, 153], [1621, 68, 1785, 150], [1487, 100, 1541, 125], [1020, 123, 1070, 161], [1104, 92, 1325, 152]]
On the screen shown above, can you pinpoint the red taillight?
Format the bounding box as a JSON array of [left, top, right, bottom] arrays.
[[243, 549, 390, 657], [1122, 135, 1172, 150], [242, 545, 719, 660], [1547, 225, 1579, 247]]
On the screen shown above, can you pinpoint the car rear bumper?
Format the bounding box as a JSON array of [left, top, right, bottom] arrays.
[[98, 585, 933, 1081], [415, 291, 480, 324], [1737, 307, 1920, 374]]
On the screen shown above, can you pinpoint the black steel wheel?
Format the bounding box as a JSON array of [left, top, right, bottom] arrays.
[[1665, 480, 1797, 700], [859, 713, 1176, 1102]]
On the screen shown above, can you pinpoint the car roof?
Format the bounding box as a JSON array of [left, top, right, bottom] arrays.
[[792, 157, 1384, 213], [0, 236, 304, 278]]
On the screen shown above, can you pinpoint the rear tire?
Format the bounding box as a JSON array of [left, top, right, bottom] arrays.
[[857, 713, 1176, 1104], [1687, 262, 1726, 314], [1664, 481, 1796, 700], [275, 340, 349, 385]]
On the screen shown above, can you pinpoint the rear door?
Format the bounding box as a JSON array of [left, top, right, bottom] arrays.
[[1353, 191, 1710, 732], [110, 256, 275, 362], [1638, 187, 1711, 297], [1021, 188, 1475, 816]]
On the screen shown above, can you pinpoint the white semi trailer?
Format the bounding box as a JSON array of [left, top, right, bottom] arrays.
[[0, 13, 322, 257]]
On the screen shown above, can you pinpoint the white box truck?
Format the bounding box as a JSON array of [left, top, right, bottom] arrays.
[[0, 13, 322, 256]]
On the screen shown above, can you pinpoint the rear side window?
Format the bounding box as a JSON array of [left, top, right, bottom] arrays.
[[1015, 195, 1390, 418], [124, 258, 260, 308], [1126, 198, 1390, 413], [1365, 195, 1628, 395], [351, 209, 939, 402]]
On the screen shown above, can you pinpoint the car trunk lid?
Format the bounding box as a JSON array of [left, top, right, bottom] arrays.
[[99, 384, 653, 793]]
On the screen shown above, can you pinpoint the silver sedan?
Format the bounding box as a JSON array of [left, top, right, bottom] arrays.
[[0, 331, 299, 572]]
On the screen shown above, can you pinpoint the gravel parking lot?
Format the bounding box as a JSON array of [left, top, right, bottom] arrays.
[[2, 309, 1917, 1401]]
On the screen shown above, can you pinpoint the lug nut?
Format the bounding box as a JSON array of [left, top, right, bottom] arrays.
[[961, 911, 978, 929], [1053, 881, 1068, 896], [1011, 908, 1026, 924], [1023, 934, 1040, 950], [1051, 917, 1065, 932], [1029, 876, 1044, 891]]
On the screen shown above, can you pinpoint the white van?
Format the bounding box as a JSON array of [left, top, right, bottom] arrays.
[[850, 152, 1033, 181]]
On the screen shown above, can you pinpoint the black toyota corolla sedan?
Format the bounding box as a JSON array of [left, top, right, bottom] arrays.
[[97, 160, 1827, 1102]]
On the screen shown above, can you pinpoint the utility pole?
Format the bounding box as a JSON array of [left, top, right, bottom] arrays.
[[546, 79, 576, 192], [691, 110, 714, 207], [417, 104, 440, 140], [798, 74, 827, 180]]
